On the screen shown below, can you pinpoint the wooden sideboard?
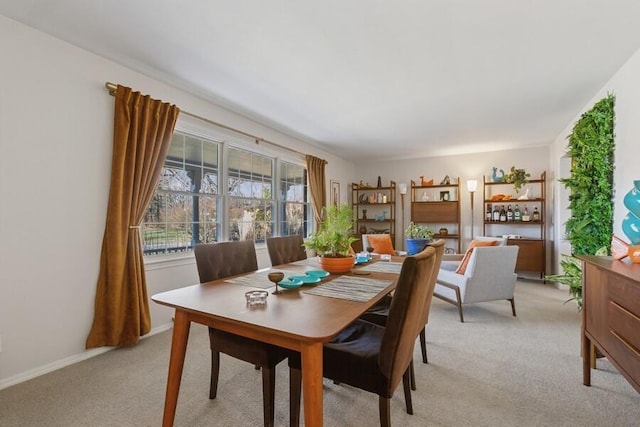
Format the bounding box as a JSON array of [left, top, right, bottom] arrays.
[[580, 256, 640, 393]]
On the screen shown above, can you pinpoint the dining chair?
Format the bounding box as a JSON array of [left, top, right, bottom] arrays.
[[194, 240, 288, 427], [360, 239, 445, 368], [288, 245, 439, 427], [266, 235, 307, 266]]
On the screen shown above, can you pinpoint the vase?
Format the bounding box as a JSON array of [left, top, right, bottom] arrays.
[[406, 238, 430, 256], [318, 255, 355, 274], [622, 212, 640, 245], [623, 180, 640, 219]]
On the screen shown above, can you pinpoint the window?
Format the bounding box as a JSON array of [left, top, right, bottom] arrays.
[[142, 128, 309, 255], [143, 132, 220, 254]]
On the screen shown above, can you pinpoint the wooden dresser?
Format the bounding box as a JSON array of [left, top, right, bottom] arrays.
[[580, 256, 640, 393]]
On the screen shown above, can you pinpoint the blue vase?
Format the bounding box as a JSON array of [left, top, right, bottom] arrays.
[[406, 238, 429, 255], [622, 212, 640, 245], [623, 180, 640, 219]]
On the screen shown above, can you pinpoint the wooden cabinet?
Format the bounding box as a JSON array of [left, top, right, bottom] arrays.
[[410, 178, 461, 253], [483, 172, 546, 277], [351, 181, 396, 244], [580, 256, 640, 393]]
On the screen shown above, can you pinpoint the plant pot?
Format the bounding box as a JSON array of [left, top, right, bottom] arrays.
[[406, 238, 430, 256], [318, 255, 355, 274]]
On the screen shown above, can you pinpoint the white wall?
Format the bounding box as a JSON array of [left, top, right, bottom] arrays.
[[0, 15, 355, 387], [549, 47, 640, 271]]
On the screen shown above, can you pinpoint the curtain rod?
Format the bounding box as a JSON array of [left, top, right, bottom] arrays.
[[105, 81, 318, 160]]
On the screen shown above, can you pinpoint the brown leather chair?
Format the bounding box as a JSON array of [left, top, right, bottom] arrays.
[[194, 240, 288, 427], [360, 239, 445, 366], [288, 245, 438, 427], [266, 235, 307, 266]]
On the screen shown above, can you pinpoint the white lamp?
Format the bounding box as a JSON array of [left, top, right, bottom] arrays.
[[466, 180, 478, 239], [398, 183, 407, 250]]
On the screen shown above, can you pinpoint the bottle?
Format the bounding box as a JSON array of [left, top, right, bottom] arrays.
[[493, 205, 500, 222], [514, 204, 521, 222], [532, 206, 540, 221], [382, 194, 387, 203], [486, 204, 493, 221], [499, 205, 507, 222], [522, 205, 530, 222], [506, 205, 513, 222]]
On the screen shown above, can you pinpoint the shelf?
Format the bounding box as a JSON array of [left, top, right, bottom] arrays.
[[484, 221, 544, 225], [352, 181, 397, 242]]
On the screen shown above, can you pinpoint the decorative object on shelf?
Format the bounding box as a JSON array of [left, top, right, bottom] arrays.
[[628, 245, 640, 263], [439, 228, 448, 236], [358, 180, 372, 188], [440, 175, 451, 185], [377, 176, 382, 188], [421, 191, 429, 201], [362, 209, 367, 219], [491, 167, 505, 182], [440, 191, 450, 201], [369, 227, 389, 234], [503, 166, 531, 195], [303, 203, 356, 273], [467, 179, 478, 239], [517, 187, 531, 200], [445, 247, 455, 254], [359, 225, 367, 234], [374, 211, 387, 221], [420, 176, 434, 186], [404, 221, 434, 255]]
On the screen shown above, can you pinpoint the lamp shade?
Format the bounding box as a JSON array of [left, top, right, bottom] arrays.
[[466, 179, 478, 192], [398, 182, 408, 195]]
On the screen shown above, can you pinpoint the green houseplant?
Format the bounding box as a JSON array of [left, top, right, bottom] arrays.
[[503, 166, 531, 194], [303, 203, 357, 272], [405, 221, 434, 255]]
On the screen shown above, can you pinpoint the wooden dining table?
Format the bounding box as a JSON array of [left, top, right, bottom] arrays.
[[151, 256, 403, 427]]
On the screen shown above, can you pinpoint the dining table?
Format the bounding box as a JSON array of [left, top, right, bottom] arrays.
[[151, 255, 404, 427]]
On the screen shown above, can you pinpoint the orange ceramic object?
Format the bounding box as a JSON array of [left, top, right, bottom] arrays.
[[628, 245, 640, 263]]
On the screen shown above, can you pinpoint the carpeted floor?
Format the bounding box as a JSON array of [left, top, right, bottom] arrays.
[[0, 280, 638, 426]]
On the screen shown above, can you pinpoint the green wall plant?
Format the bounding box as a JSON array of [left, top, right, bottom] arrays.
[[550, 93, 615, 308]]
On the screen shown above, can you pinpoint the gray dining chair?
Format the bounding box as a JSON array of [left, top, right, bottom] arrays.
[[194, 240, 288, 427], [266, 235, 307, 266]]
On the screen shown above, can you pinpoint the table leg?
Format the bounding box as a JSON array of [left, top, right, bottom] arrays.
[[301, 342, 323, 427], [162, 310, 191, 427], [582, 333, 591, 386]]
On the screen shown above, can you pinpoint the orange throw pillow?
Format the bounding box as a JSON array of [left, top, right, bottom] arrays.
[[455, 239, 498, 275], [368, 234, 395, 255]]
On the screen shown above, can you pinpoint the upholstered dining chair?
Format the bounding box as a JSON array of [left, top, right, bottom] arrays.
[[360, 239, 445, 366], [435, 243, 519, 322], [194, 240, 288, 427], [266, 235, 307, 266], [288, 245, 439, 427]]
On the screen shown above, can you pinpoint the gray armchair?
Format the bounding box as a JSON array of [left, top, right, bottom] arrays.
[[434, 245, 518, 322]]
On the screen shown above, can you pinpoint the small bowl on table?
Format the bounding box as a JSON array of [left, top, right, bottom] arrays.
[[628, 245, 640, 263]]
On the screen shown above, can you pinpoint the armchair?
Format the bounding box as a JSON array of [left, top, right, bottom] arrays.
[[362, 234, 407, 256], [434, 245, 518, 322]]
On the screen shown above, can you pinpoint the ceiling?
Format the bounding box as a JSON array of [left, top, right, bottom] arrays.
[[2, 1, 640, 161]]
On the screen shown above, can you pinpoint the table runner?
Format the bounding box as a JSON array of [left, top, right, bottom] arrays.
[[357, 261, 404, 274], [303, 276, 393, 302]]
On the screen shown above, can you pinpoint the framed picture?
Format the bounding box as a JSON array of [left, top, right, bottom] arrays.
[[440, 190, 450, 201], [331, 180, 340, 206]]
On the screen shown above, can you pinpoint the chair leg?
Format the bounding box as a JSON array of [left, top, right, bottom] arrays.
[[289, 368, 301, 427], [454, 287, 464, 322], [379, 396, 391, 427], [409, 360, 416, 391], [402, 368, 413, 415], [261, 366, 276, 427], [209, 350, 220, 399], [509, 297, 517, 317], [419, 327, 428, 364]]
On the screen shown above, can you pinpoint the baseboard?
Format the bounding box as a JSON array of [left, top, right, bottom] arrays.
[[0, 323, 173, 391]]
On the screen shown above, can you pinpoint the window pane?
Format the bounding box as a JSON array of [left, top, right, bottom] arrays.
[[184, 135, 202, 166]]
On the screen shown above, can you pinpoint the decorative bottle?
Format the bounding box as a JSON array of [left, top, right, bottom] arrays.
[[532, 206, 540, 221], [506, 205, 513, 222], [499, 205, 507, 222], [486, 204, 493, 221], [493, 205, 500, 222], [514, 204, 521, 222], [522, 205, 530, 222]]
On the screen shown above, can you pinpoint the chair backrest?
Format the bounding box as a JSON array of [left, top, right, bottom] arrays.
[[464, 245, 519, 302], [470, 236, 507, 247], [378, 245, 437, 392], [266, 235, 307, 266], [420, 239, 445, 326], [194, 240, 258, 283]]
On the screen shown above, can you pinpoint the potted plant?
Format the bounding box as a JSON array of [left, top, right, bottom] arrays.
[[303, 203, 357, 273], [405, 221, 434, 255], [503, 166, 531, 195]]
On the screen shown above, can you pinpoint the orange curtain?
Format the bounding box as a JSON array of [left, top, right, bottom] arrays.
[[86, 85, 179, 348], [305, 155, 327, 229]]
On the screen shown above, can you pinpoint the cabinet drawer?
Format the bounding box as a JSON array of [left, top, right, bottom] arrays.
[[411, 202, 458, 223], [507, 239, 544, 271], [608, 301, 640, 385]]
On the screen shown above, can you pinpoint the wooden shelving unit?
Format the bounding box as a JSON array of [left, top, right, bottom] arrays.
[[351, 181, 396, 247], [410, 178, 461, 253]]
